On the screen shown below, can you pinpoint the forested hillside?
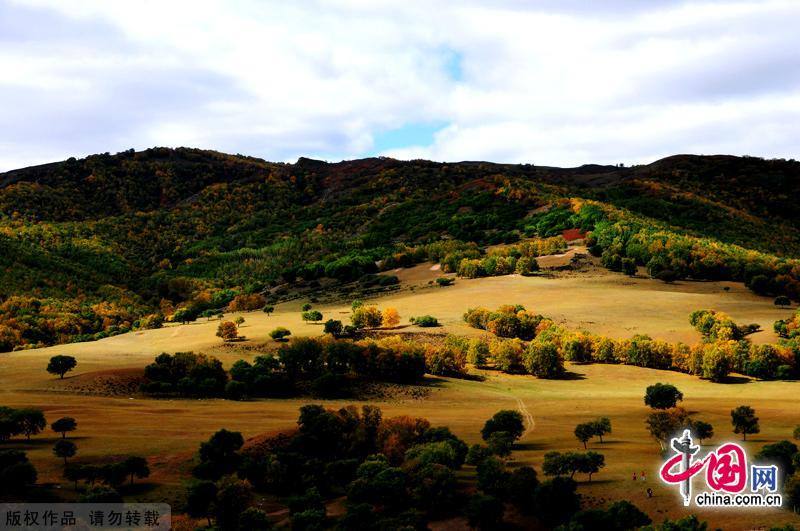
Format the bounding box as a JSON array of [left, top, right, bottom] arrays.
[[1, 147, 799, 351]]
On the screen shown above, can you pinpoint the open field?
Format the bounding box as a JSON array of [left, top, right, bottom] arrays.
[[1, 268, 798, 528]]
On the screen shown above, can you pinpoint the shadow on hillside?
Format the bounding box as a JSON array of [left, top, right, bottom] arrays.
[[719, 375, 751, 384], [560, 371, 586, 381]]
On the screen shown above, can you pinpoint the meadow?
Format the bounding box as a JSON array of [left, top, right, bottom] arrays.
[[1, 265, 798, 528]]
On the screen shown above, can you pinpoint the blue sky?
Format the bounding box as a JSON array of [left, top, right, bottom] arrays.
[[0, 0, 799, 170]]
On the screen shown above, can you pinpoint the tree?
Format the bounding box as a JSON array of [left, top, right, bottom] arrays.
[[690, 420, 714, 444], [524, 341, 565, 378], [622, 258, 637, 276], [301, 303, 313, 312], [481, 410, 525, 442], [775, 296, 792, 308], [350, 306, 383, 328], [646, 407, 690, 450], [262, 305, 275, 316], [0, 450, 37, 493], [731, 405, 760, 441], [574, 423, 595, 449], [644, 383, 683, 409], [655, 269, 679, 283], [591, 417, 611, 443], [382, 307, 400, 327], [53, 440, 77, 466], [270, 327, 291, 341], [239, 507, 272, 530], [186, 480, 217, 526], [794, 426, 800, 441], [302, 310, 323, 322], [123, 456, 150, 485], [51, 417, 77, 439], [486, 431, 514, 457], [216, 321, 239, 342], [323, 319, 343, 337], [605, 500, 652, 529], [534, 477, 580, 527], [47, 355, 77, 379], [173, 307, 197, 324], [579, 451, 605, 481], [786, 472, 800, 515], [215, 476, 253, 530], [507, 466, 539, 511], [234, 316, 245, 326], [465, 494, 504, 530], [756, 441, 798, 479], [13, 409, 46, 440], [195, 429, 244, 480]]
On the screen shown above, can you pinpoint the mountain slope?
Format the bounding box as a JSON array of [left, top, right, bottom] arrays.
[[1, 147, 798, 351]]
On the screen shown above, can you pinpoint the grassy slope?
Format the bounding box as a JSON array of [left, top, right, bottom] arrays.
[[2, 270, 799, 527]]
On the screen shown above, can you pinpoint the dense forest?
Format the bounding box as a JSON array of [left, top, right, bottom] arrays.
[[1, 148, 799, 351]]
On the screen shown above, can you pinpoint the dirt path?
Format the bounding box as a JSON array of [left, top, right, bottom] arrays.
[[515, 395, 535, 436]]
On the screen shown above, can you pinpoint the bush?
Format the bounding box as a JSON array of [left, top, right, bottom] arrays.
[[302, 310, 323, 322], [435, 277, 454, 287], [270, 327, 291, 341], [216, 321, 239, 341], [644, 383, 683, 409], [524, 341, 564, 378], [481, 410, 524, 442], [351, 306, 383, 329], [410, 315, 439, 327]]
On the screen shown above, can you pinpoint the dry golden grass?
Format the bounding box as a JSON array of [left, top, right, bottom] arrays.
[[1, 268, 798, 528]]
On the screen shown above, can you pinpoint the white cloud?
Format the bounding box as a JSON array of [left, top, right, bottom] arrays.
[[0, 0, 798, 170]]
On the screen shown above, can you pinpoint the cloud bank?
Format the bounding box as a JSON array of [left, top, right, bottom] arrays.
[[1, 0, 798, 170]]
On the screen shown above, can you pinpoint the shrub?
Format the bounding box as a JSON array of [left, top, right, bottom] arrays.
[[410, 315, 439, 327], [481, 410, 524, 442], [435, 277, 454, 287], [270, 327, 291, 341], [490, 339, 525, 373], [302, 310, 323, 322], [216, 321, 239, 342], [524, 341, 564, 378], [382, 308, 401, 327], [351, 306, 383, 329]]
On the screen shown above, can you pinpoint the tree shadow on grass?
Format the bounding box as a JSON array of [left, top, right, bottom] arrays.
[[559, 371, 586, 381], [513, 442, 549, 452], [719, 375, 751, 384]]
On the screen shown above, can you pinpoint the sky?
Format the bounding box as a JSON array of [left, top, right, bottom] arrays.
[[1, 0, 799, 171]]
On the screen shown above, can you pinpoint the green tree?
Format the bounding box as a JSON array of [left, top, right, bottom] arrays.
[[123, 456, 150, 485], [731, 405, 760, 441], [47, 355, 77, 379], [591, 417, 612, 442], [13, 409, 46, 440], [323, 319, 343, 337], [690, 420, 714, 444], [775, 296, 792, 308], [302, 310, 323, 322], [465, 494, 504, 530], [644, 383, 683, 409], [239, 507, 272, 530], [481, 410, 525, 442], [53, 440, 76, 466], [51, 417, 77, 439], [269, 327, 291, 341], [186, 480, 217, 526], [574, 423, 595, 449], [622, 258, 637, 276], [262, 305, 275, 316], [301, 303, 313, 312], [215, 476, 253, 531]]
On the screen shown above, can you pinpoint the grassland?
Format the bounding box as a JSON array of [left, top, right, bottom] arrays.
[[2, 266, 799, 528]]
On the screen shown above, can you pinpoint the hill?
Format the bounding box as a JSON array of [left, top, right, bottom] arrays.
[[1, 147, 799, 351]]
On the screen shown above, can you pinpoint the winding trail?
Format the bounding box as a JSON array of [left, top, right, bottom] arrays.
[[514, 395, 535, 436]]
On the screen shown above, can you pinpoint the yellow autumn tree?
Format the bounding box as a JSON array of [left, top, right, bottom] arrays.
[[383, 307, 401, 327]]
